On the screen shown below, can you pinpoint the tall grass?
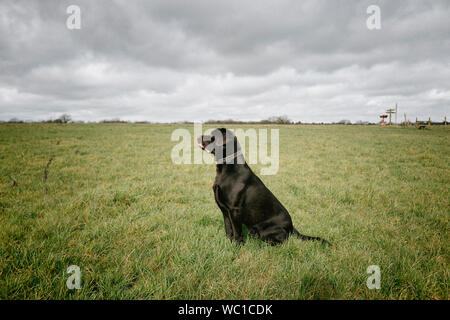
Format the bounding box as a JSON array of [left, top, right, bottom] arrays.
[[0, 123, 448, 299]]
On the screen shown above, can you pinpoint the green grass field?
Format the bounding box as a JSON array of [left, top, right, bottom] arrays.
[[0, 123, 448, 299]]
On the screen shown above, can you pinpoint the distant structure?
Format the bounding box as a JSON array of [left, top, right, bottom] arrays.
[[395, 103, 398, 124], [415, 117, 430, 130], [379, 114, 388, 126], [378, 102, 447, 128], [402, 112, 410, 126], [386, 106, 397, 125]]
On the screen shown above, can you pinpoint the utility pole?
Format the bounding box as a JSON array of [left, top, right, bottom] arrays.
[[395, 103, 398, 125], [386, 108, 396, 125]]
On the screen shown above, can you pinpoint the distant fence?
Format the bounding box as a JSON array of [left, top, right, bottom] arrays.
[[412, 117, 447, 129]]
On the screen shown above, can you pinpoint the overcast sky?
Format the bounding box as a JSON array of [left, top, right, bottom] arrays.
[[0, 0, 449, 123]]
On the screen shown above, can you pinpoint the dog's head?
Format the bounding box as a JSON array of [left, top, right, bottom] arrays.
[[197, 128, 243, 163]]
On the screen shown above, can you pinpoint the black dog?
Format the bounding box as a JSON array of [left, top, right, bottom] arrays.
[[198, 128, 330, 245]]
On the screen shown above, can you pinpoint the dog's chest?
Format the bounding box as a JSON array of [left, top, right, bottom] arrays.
[[213, 182, 228, 203], [213, 177, 235, 205]]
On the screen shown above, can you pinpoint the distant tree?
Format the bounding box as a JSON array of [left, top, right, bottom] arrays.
[[266, 115, 292, 124], [100, 118, 128, 123], [134, 121, 151, 124], [338, 119, 352, 125], [8, 118, 23, 123], [57, 114, 72, 123], [205, 119, 242, 124]]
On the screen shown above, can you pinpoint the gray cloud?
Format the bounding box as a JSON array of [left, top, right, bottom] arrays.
[[0, 0, 449, 122]]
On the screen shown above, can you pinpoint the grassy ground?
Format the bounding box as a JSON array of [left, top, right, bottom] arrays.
[[0, 123, 448, 299]]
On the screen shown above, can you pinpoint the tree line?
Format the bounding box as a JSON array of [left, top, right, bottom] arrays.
[[2, 114, 378, 125]]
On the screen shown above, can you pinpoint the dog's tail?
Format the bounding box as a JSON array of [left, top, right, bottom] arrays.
[[292, 227, 331, 246]]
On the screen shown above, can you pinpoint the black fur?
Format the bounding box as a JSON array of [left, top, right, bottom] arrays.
[[198, 128, 330, 246]]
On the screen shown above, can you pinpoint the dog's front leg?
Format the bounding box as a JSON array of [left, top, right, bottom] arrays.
[[213, 185, 234, 240], [229, 209, 243, 244], [217, 207, 234, 240], [223, 214, 234, 240]]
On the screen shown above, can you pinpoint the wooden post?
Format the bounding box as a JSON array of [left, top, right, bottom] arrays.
[[415, 117, 418, 129], [386, 108, 395, 125], [404, 113, 407, 127], [395, 103, 398, 125], [445, 116, 447, 126]]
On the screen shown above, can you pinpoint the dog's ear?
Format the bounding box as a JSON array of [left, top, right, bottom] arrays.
[[212, 128, 228, 146], [210, 129, 225, 147], [217, 128, 236, 146]]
